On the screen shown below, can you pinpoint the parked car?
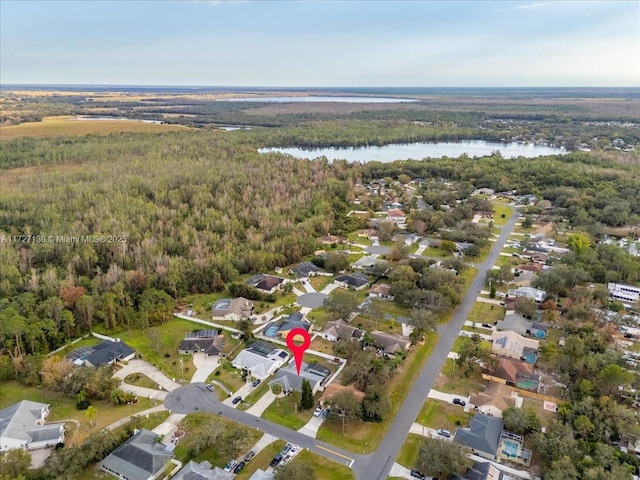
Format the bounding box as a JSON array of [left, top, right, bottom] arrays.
[[290, 444, 299, 455], [232, 396, 242, 405], [453, 398, 466, 406], [224, 460, 238, 472], [481, 323, 492, 328], [313, 406, 324, 417], [410, 471, 426, 479], [244, 450, 255, 462], [233, 461, 246, 473], [206, 384, 214, 392], [281, 443, 293, 456], [269, 454, 283, 467], [437, 429, 451, 437], [252, 379, 261, 388]]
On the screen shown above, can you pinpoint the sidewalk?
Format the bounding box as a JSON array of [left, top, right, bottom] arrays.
[[297, 415, 325, 438], [105, 405, 167, 431], [153, 413, 187, 440], [245, 391, 277, 416]]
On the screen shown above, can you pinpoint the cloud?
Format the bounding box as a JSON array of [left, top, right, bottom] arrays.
[[516, 2, 550, 9]]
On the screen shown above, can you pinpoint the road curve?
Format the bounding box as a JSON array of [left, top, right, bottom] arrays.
[[361, 207, 520, 480]]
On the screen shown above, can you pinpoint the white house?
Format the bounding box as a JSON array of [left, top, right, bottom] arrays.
[[608, 282, 640, 305], [0, 400, 65, 452], [231, 341, 289, 380], [211, 297, 253, 321], [508, 286, 546, 303]]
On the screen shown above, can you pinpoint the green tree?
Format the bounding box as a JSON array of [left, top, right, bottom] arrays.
[[325, 253, 350, 273], [323, 290, 359, 321], [271, 383, 283, 405], [515, 297, 538, 318], [290, 389, 302, 413], [301, 379, 314, 410], [362, 383, 390, 422], [597, 364, 635, 395], [416, 438, 472, 478], [84, 405, 97, 428], [502, 407, 541, 435], [567, 232, 592, 254], [456, 336, 493, 374], [328, 390, 362, 433], [545, 456, 580, 480], [0, 449, 31, 479], [408, 308, 436, 338]]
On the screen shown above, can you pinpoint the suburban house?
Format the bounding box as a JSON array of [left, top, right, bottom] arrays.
[[454, 414, 504, 460], [178, 330, 224, 356], [318, 235, 345, 245], [392, 232, 419, 245], [495, 312, 548, 339], [491, 330, 539, 364], [248, 470, 274, 480], [387, 208, 406, 224], [369, 330, 411, 355], [0, 400, 65, 452], [231, 341, 289, 380], [173, 460, 233, 480], [290, 261, 331, 279], [246, 274, 286, 294], [100, 428, 175, 480], [270, 312, 312, 339], [66, 339, 136, 367], [469, 383, 522, 418], [460, 460, 527, 480], [352, 255, 383, 270], [334, 273, 370, 290], [319, 321, 365, 342], [211, 297, 253, 321], [368, 283, 393, 300], [608, 282, 640, 305], [508, 286, 546, 304], [481, 358, 541, 392], [518, 263, 544, 274], [268, 361, 331, 394]]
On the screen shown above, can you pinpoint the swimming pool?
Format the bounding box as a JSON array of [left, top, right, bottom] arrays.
[[503, 440, 519, 458], [265, 326, 279, 337]]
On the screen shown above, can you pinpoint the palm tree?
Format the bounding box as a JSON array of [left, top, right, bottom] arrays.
[[84, 405, 96, 428], [290, 390, 301, 413], [271, 384, 283, 405]]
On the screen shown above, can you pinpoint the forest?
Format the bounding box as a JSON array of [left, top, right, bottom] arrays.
[[1, 89, 640, 480]]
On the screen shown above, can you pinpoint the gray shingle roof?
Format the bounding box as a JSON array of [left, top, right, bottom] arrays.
[[454, 414, 503, 457], [71, 339, 135, 367], [100, 429, 173, 480], [0, 400, 65, 449]]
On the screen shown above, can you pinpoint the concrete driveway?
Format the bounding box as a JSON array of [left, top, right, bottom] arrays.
[[113, 359, 182, 392], [296, 292, 328, 308], [245, 390, 277, 416], [320, 283, 341, 295], [190, 353, 219, 384], [428, 389, 469, 406], [297, 414, 325, 438]]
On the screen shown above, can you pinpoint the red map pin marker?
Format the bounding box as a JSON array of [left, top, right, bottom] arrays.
[[286, 328, 311, 375]]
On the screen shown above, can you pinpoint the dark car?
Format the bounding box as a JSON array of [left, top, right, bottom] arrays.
[[269, 454, 283, 467], [233, 461, 246, 473], [410, 471, 426, 479], [232, 396, 242, 404], [453, 398, 466, 406], [244, 450, 255, 462], [252, 379, 261, 388], [481, 323, 492, 328], [206, 384, 214, 392], [281, 443, 293, 456]]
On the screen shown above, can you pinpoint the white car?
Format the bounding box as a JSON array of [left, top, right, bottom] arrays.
[[290, 445, 299, 455], [223, 460, 238, 472], [313, 406, 323, 417]]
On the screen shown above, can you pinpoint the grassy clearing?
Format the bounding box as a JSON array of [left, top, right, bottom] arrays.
[[309, 275, 335, 291], [124, 373, 159, 389], [102, 319, 197, 381], [422, 246, 453, 259], [316, 332, 438, 453], [492, 203, 514, 226], [466, 301, 505, 325], [416, 399, 473, 432], [0, 381, 159, 445], [0, 115, 191, 140], [396, 433, 423, 469], [262, 397, 312, 430], [290, 450, 355, 480], [434, 359, 486, 396], [310, 337, 335, 355], [212, 359, 246, 392]]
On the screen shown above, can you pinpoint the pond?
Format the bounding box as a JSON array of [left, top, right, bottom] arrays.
[[259, 140, 567, 162]]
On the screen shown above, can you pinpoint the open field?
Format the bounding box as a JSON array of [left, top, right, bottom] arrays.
[[466, 301, 506, 325], [262, 396, 313, 430], [435, 358, 486, 396], [416, 399, 473, 431], [0, 115, 192, 140]]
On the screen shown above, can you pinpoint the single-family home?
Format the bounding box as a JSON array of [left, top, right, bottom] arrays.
[[481, 358, 540, 392], [495, 312, 547, 339], [352, 255, 382, 270], [368, 283, 393, 300], [387, 208, 406, 224], [318, 235, 345, 245], [248, 470, 275, 480], [468, 383, 522, 418], [290, 262, 331, 280], [0, 400, 66, 453], [461, 461, 526, 480], [319, 321, 365, 342], [268, 361, 331, 394], [246, 274, 286, 294], [173, 460, 233, 480], [518, 263, 544, 274], [178, 330, 224, 356], [231, 341, 289, 380], [334, 273, 370, 290], [454, 414, 504, 460], [100, 429, 174, 480], [392, 232, 419, 246], [369, 330, 411, 355], [66, 339, 136, 367], [271, 312, 313, 339], [608, 282, 640, 305], [511, 269, 538, 287], [211, 297, 253, 321], [508, 286, 546, 304], [491, 330, 539, 364]]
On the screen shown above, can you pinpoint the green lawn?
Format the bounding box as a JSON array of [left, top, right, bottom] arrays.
[[291, 450, 355, 480], [422, 246, 453, 259], [435, 359, 486, 396], [416, 399, 473, 432], [466, 301, 505, 325], [0, 380, 159, 443], [491, 203, 514, 226], [262, 397, 313, 430], [316, 331, 438, 453], [124, 373, 159, 389], [396, 433, 423, 469], [234, 440, 286, 480], [211, 359, 246, 392], [239, 380, 271, 410]]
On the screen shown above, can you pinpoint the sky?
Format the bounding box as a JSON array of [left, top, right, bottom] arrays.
[[1, 0, 638, 87]]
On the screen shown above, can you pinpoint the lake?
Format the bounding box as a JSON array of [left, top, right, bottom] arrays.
[[217, 96, 417, 103], [259, 140, 568, 162]]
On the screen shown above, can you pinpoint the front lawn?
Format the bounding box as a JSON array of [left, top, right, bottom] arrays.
[[234, 440, 286, 480], [416, 399, 473, 432], [492, 203, 514, 226], [434, 359, 486, 396], [396, 433, 423, 470], [466, 301, 505, 325], [261, 396, 313, 430]]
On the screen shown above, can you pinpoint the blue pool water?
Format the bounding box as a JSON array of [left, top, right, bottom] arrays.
[[265, 326, 279, 337], [503, 440, 519, 457]]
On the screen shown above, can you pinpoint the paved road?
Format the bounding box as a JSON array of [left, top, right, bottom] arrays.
[[162, 209, 520, 479], [362, 208, 519, 480], [164, 383, 362, 468]]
